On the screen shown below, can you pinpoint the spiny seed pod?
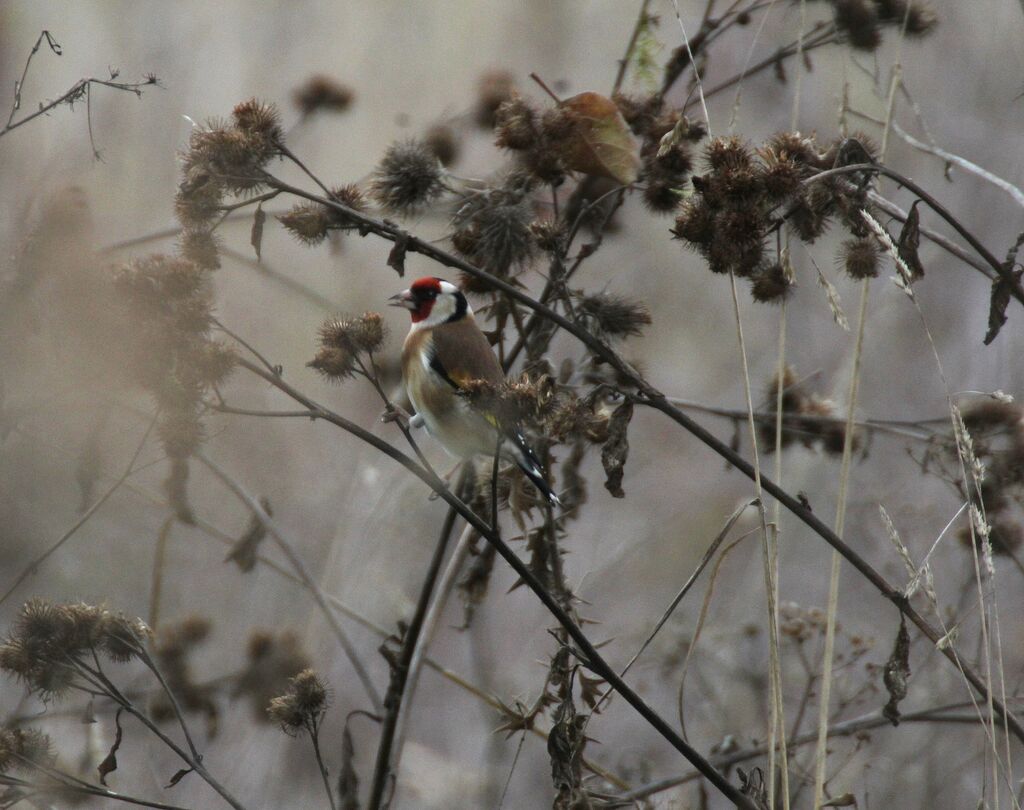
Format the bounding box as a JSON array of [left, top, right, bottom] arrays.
[[451, 189, 535, 275], [673, 200, 715, 245], [705, 136, 753, 172], [475, 70, 517, 129], [840, 237, 881, 279], [834, 0, 882, 51], [320, 312, 386, 354], [788, 186, 832, 243], [371, 139, 446, 215], [330, 183, 367, 213], [643, 173, 686, 212], [0, 729, 56, 772], [717, 208, 764, 243], [232, 99, 283, 150], [718, 166, 763, 202], [765, 131, 822, 167], [308, 312, 386, 381], [612, 92, 663, 136], [750, 262, 794, 303], [292, 75, 354, 118], [577, 292, 652, 338], [642, 146, 693, 213], [493, 95, 539, 151], [179, 228, 222, 270], [267, 668, 330, 733], [758, 150, 804, 200], [278, 202, 331, 245], [529, 219, 566, 253]]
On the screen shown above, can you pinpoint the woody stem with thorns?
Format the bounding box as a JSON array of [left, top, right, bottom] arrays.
[[251, 169, 1024, 742]]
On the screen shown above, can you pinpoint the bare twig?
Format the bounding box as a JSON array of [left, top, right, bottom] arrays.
[[0, 413, 157, 607], [612, 0, 655, 94], [615, 701, 1020, 802], [195, 452, 384, 714], [1, 30, 158, 141]]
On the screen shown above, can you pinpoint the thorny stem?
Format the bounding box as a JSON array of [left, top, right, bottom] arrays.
[[308, 718, 338, 810], [255, 172, 1024, 744], [12, 421, 636, 789], [366, 470, 468, 810], [235, 357, 758, 809]]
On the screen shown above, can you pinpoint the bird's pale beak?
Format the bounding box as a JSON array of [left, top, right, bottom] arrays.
[[388, 290, 417, 310]]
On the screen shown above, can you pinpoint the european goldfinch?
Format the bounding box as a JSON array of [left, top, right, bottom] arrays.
[[389, 276, 560, 507]]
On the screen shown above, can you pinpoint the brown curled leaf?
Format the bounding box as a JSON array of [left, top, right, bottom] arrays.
[[897, 200, 925, 281], [601, 400, 634, 498], [557, 92, 641, 185], [250, 205, 266, 261], [388, 231, 410, 276], [984, 269, 1021, 345], [97, 708, 123, 786], [882, 615, 911, 726]]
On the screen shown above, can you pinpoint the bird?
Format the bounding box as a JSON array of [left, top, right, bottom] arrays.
[[389, 276, 560, 507]]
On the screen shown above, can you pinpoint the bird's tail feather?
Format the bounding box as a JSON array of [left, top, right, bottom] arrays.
[[507, 430, 561, 507]]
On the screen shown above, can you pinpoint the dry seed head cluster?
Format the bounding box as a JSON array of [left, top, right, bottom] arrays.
[[308, 312, 386, 381], [371, 139, 447, 215], [176, 99, 283, 229], [0, 599, 151, 701], [278, 185, 368, 246], [673, 132, 882, 302], [832, 0, 937, 51], [451, 186, 536, 279], [267, 668, 331, 733]]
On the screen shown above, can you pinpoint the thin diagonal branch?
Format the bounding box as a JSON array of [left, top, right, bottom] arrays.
[[195, 452, 384, 714], [234, 356, 758, 809], [249, 170, 1024, 740]]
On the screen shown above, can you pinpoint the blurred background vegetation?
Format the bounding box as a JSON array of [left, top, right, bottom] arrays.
[[1, 2, 1023, 808]]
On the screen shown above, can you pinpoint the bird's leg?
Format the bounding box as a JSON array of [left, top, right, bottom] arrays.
[[380, 403, 420, 429]]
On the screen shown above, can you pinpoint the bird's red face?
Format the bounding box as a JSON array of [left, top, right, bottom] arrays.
[[388, 276, 445, 323]]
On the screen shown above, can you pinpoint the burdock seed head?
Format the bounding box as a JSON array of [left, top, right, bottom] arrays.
[[308, 312, 386, 381], [840, 237, 881, 279], [371, 139, 446, 215], [267, 668, 330, 733]]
